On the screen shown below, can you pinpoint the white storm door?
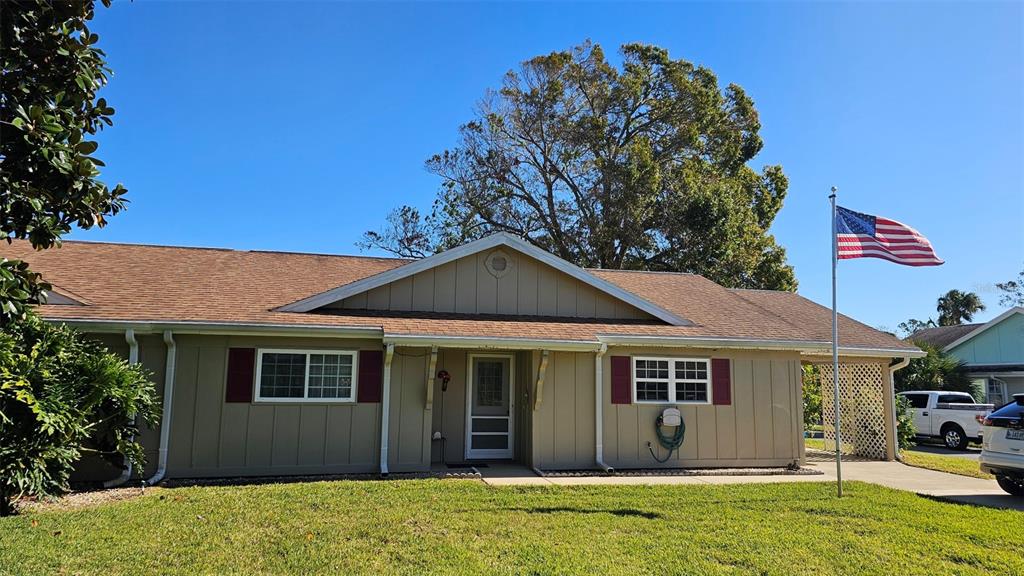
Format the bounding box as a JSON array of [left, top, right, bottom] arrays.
[[466, 355, 514, 459]]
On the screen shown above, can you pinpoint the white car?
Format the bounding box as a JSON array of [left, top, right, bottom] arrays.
[[980, 394, 1024, 497], [897, 391, 992, 450]]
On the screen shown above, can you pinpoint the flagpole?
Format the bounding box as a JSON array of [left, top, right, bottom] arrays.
[[830, 186, 843, 497]]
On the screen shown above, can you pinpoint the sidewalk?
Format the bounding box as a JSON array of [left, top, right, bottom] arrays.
[[477, 462, 1024, 511]]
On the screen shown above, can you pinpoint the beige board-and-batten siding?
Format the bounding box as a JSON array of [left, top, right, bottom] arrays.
[[99, 334, 805, 479], [329, 247, 653, 320], [167, 335, 384, 478], [167, 339, 530, 477], [530, 348, 805, 471]]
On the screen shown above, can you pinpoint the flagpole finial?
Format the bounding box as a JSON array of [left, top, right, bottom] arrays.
[[830, 186, 837, 199]]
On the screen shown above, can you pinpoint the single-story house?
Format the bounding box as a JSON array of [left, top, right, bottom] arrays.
[[910, 307, 1024, 405], [5, 233, 921, 483]]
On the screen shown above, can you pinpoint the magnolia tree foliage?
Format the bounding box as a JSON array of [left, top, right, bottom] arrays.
[[0, 313, 159, 515], [0, 0, 127, 322], [362, 42, 796, 291], [0, 1, 156, 515]]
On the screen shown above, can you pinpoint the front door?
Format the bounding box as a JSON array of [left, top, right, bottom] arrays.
[[466, 354, 514, 459]]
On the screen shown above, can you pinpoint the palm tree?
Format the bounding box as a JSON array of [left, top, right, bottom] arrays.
[[896, 343, 973, 394], [937, 290, 985, 326]]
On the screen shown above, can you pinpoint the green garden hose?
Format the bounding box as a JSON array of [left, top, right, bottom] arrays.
[[647, 413, 685, 463]]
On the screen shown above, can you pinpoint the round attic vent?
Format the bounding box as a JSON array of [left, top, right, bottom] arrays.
[[485, 250, 514, 278]]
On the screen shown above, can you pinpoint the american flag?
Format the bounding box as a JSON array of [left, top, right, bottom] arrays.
[[835, 206, 943, 266]]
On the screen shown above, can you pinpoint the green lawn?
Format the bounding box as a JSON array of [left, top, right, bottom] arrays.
[[901, 450, 993, 480], [1, 480, 1021, 575]]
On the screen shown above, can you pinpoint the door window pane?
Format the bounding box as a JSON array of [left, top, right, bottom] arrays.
[[471, 435, 509, 450], [477, 361, 504, 407], [472, 418, 509, 433]]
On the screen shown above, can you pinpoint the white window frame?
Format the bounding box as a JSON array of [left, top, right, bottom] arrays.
[[632, 356, 712, 405], [254, 348, 359, 403]]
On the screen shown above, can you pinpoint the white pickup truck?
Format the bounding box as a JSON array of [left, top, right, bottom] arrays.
[[897, 391, 993, 450]]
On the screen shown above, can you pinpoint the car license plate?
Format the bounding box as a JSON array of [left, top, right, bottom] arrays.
[[1008, 429, 1024, 441]]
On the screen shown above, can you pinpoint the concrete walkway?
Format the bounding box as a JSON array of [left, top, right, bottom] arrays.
[[477, 462, 1024, 511]]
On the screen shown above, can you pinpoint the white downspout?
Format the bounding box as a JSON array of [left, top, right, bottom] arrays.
[[379, 343, 395, 476], [104, 329, 139, 488], [145, 331, 176, 486], [595, 343, 613, 473], [889, 357, 911, 460]]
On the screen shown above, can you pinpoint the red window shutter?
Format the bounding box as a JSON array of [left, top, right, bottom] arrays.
[[225, 348, 256, 403], [711, 358, 732, 405], [357, 349, 384, 403], [610, 356, 632, 404]]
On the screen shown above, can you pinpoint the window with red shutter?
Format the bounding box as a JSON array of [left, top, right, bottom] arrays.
[[711, 358, 732, 405], [357, 349, 383, 403], [610, 356, 632, 404], [225, 348, 256, 403]]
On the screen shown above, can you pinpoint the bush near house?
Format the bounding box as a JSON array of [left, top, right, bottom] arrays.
[[0, 312, 159, 516]]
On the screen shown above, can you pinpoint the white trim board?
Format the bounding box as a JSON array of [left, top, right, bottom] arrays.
[[942, 307, 1024, 352], [274, 232, 692, 327]]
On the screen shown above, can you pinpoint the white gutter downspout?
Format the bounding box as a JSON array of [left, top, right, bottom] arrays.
[[595, 343, 613, 473], [379, 343, 395, 476], [104, 329, 139, 488], [145, 331, 176, 486], [889, 357, 911, 460]]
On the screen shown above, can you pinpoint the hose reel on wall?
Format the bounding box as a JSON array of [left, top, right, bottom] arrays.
[[647, 407, 685, 463]]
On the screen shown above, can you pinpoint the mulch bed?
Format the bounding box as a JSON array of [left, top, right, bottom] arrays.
[[537, 466, 823, 477]]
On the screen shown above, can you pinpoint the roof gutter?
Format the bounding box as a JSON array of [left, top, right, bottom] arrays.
[[382, 334, 602, 352], [46, 319, 924, 358], [596, 334, 926, 358], [49, 318, 383, 338]]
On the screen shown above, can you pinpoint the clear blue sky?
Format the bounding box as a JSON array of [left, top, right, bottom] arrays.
[[78, 1, 1023, 330]]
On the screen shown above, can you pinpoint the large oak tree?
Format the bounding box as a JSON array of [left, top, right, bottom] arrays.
[[362, 42, 796, 290]]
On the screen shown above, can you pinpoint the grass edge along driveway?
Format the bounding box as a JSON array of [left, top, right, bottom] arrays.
[[1, 479, 1021, 576], [806, 438, 992, 480]]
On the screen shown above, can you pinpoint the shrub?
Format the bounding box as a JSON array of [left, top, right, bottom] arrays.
[[895, 394, 916, 452], [802, 365, 822, 431], [0, 312, 159, 515]]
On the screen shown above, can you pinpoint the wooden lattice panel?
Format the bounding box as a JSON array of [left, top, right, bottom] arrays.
[[818, 363, 887, 460]]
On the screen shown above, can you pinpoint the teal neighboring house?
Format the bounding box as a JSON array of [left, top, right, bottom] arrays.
[[912, 307, 1024, 405]]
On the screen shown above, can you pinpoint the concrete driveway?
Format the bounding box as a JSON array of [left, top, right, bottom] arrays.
[[808, 461, 1023, 511], [908, 443, 981, 460]]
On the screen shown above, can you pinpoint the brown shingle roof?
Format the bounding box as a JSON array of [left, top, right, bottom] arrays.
[[908, 324, 981, 349], [2, 240, 917, 353]]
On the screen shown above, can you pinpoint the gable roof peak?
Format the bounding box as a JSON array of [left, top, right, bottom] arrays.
[[275, 232, 694, 326], [940, 306, 1024, 351]]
